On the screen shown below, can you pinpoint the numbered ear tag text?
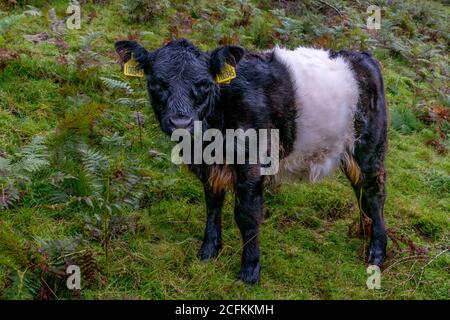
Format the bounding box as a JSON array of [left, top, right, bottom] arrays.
[[124, 58, 144, 78], [215, 63, 236, 84]]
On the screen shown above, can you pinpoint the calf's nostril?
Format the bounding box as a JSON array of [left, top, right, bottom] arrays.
[[169, 117, 193, 128]]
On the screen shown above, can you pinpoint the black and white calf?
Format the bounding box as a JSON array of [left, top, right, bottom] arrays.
[[115, 39, 388, 284]]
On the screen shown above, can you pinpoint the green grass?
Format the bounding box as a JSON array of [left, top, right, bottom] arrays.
[[0, 0, 449, 300]]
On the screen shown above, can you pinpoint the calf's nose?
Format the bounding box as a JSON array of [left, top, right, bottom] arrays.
[[169, 116, 193, 129]]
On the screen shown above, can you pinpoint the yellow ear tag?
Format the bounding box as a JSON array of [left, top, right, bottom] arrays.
[[123, 56, 144, 78], [215, 63, 236, 84]]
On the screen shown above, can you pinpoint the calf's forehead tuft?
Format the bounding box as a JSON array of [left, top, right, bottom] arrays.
[[158, 39, 203, 58], [152, 44, 210, 81]]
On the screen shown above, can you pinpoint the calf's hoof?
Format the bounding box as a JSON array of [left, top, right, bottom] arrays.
[[367, 238, 387, 266], [239, 262, 261, 285], [198, 241, 222, 261]]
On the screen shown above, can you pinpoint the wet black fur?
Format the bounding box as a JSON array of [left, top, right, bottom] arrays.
[[115, 39, 388, 284]]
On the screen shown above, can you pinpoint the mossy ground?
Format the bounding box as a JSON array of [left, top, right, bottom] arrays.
[[0, 0, 448, 299]]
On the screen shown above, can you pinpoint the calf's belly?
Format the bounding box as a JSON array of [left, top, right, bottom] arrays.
[[273, 46, 360, 182]]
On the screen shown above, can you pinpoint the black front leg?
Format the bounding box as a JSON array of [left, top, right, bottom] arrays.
[[234, 168, 264, 285], [198, 185, 225, 261]]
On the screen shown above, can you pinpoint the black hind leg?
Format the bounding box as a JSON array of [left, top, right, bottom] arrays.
[[354, 170, 387, 266], [337, 49, 389, 266]]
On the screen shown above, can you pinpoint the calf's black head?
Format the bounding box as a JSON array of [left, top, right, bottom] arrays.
[[115, 39, 244, 135]]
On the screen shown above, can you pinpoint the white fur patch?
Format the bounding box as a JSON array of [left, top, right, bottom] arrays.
[[273, 46, 360, 181]]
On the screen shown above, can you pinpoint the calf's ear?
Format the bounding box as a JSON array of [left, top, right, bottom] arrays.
[[209, 45, 245, 77], [114, 40, 153, 70]]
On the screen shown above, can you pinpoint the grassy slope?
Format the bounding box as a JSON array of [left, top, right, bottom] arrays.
[[0, 0, 449, 299]]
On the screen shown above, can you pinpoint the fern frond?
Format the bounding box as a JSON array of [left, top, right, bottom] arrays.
[[0, 14, 22, 34], [135, 98, 149, 106], [100, 77, 134, 94], [101, 133, 130, 149], [15, 136, 50, 174], [78, 145, 109, 202], [0, 157, 12, 175], [23, 6, 42, 17], [115, 97, 134, 106], [79, 145, 109, 175], [80, 31, 102, 50], [116, 97, 149, 108], [0, 184, 20, 209]]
